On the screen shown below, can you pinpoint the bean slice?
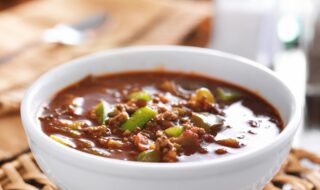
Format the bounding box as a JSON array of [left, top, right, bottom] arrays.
[[164, 126, 184, 137], [121, 107, 157, 132], [50, 135, 75, 148], [216, 87, 241, 102], [136, 150, 161, 162], [191, 112, 223, 129], [192, 87, 215, 103], [92, 100, 110, 125], [128, 91, 151, 101]]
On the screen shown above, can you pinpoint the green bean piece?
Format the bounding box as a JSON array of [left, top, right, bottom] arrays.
[[216, 87, 241, 102], [191, 112, 223, 129], [193, 87, 215, 103], [128, 91, 151, 101], [120, 107, 157, 132], [93, 100, 109, 125], [164, 126, 184, 137], [136, 150, 161, 162]]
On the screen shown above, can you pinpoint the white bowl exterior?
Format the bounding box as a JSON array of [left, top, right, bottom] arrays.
[[21, 46, 300, 190], [29, 134, 293, 190]]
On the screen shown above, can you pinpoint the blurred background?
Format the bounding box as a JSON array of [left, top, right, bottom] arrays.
[[210, 0, 320, 153], [0, 0, 319, 162]]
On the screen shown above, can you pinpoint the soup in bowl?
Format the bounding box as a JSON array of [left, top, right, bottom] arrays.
[[21, 46, 300, 190]]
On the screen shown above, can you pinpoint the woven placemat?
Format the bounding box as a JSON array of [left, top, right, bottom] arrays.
[[0, 153, 56, 190], [263, 149, 320, 190], [0, 149, 319, 190]]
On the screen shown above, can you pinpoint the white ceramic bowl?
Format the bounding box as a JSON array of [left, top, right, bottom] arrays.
[[21, 46, 300, 190]]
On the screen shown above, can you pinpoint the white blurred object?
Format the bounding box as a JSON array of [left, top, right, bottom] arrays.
[[274, 50, 307, 113], [210, 0, 279, 67], [273, 49, 307, 148], [275, 0, 319, 152]]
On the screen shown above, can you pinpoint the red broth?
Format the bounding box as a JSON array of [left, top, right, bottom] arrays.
[[39, 71, 283, 162]]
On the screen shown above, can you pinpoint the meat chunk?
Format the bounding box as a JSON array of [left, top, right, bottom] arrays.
[[215, 138, 242, 148], [175, 129, 202, 155], [107, 105, 129, 128], [133, 133, 153, 151], [155, 132, 178, 162], [108, 112, 129, 128], [158, 81, 178, 95], [82, 125, 110, 137]]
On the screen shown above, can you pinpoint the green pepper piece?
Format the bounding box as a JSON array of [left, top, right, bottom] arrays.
[[50, 135, 75, 148], [128, 91, 151, 101], [136, 150, 161, 162], [191, 112, 223, 129], [192, 88, 215, 103], [164, 126, 183, 137], [216, 87, 241, 102], [121, 107, 157, 132], [93, 100, 109, 125]]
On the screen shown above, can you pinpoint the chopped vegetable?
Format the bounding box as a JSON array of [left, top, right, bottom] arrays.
[[136, 150, 161, 162], [120, 107, 157, 132], [164, 126, 184, 137], [68, 121, 85, 130], [128, 91, 151, 101], [93, 100, 109, 125], [216, 87, 241, 102], [192, 87, 215, 103], [149, 144, 156, 150], [50, 135, 75, 148], [191, 112, 223, 129]]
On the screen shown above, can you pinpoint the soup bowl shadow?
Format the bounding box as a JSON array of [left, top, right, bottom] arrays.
[[21, 46, 301, 190]]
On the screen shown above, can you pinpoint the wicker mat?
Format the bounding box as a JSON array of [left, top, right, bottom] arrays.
[[0, 149, 319, 190]]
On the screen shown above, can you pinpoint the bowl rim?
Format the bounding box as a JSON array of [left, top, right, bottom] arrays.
[[21, 45, 301, 174]]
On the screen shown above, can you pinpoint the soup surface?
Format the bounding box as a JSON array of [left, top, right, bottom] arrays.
[[39, 71, 283, 162]]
